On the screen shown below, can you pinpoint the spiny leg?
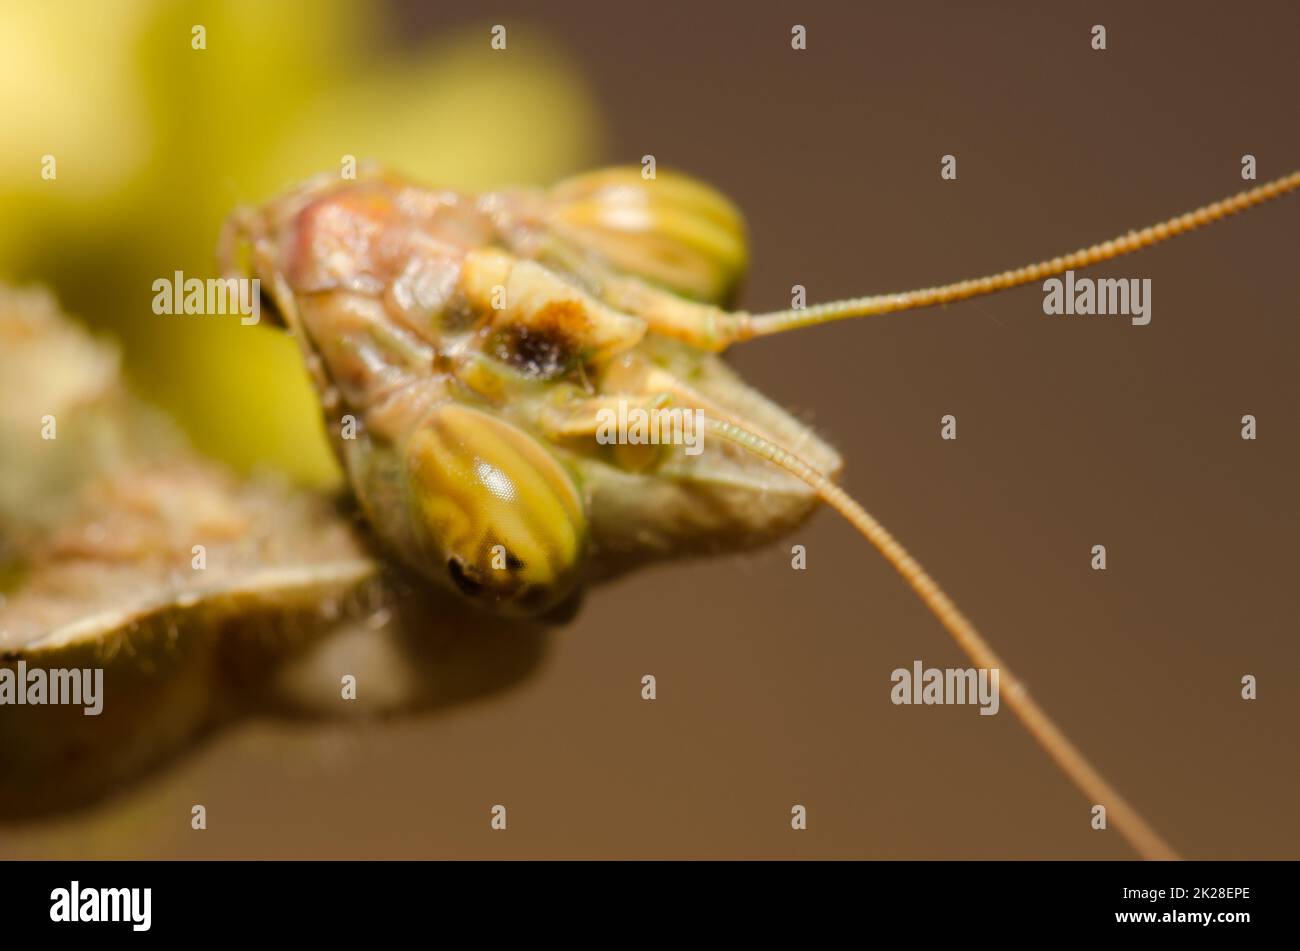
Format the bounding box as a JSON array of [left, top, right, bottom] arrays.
[[706, 416, 1180, 861]]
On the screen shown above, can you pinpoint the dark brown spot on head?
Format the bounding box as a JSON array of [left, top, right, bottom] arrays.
[[490, 323, 576, 379]]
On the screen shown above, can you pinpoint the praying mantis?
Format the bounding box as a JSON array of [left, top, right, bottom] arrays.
[[219, 164, 1300, 860]]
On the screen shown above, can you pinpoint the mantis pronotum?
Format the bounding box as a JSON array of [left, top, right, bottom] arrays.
[[221, 166, 1300, 860]]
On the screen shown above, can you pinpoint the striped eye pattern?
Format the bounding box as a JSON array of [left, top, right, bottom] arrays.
[[406, 403, 586, 615], [546, 167, 749, 305]]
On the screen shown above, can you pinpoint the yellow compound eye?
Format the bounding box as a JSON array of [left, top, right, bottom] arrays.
[[406, 404, 586, 615], [546, 166, 749, 305]]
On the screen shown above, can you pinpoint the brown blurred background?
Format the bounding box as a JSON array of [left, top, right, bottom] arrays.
[[3, 0, 1298, 858]]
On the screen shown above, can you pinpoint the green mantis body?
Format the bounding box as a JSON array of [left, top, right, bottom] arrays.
[[221, 166, 841, 616], [222, 164, 1300, 858]]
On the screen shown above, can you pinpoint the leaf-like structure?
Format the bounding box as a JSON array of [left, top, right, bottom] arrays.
[[0, 288, 547, 816]]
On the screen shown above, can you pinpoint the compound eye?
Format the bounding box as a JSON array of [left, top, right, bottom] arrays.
[[407, 404, 586, 615], [546, 166, 749, 305]]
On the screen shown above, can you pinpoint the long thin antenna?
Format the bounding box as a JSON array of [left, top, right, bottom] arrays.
[[706, 415, 1179, 860], [739, 170, 1300, 340]]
